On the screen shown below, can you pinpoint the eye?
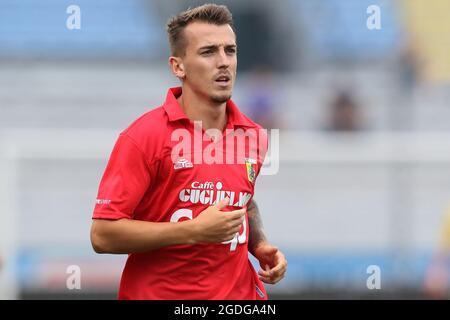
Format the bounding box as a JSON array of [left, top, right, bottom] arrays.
[[201, 50, 213, 56], [226, 48, 236, 54]]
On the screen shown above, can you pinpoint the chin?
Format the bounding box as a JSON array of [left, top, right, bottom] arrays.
[[211, 94, 231, 104], [210, 91, 232, 104]]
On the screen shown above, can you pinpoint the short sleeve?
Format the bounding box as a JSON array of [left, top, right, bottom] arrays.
[[92, 133, 151, 220]]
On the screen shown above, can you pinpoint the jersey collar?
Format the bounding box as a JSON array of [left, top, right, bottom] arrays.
[[163, 87, 257, 128]]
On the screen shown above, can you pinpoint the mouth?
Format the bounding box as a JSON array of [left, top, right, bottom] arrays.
[[214, 75, 231, 87]]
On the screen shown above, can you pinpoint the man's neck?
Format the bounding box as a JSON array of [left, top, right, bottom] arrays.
[[177, 86, 228, 132]]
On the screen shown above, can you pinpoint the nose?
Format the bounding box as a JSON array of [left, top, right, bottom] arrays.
[[216, 48, 231, 69]]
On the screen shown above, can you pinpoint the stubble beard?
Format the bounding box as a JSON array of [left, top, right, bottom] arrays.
[[210, 93, 232, 104]]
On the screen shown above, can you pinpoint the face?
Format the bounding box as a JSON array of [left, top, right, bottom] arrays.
[[172, 22, 237, 104]]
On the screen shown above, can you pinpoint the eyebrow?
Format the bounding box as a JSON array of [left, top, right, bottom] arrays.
[[198, 44, 237, 52]]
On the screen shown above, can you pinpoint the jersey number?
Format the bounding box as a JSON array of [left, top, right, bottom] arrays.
[[170, 209, 247, 251]]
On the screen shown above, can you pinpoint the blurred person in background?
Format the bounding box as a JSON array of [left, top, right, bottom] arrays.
[[424, 206, 450, 299], [398, 41, 421, 93], [90, 3, 286, 300], [245, 65, 281, 129], [324, 89, 364, 132]]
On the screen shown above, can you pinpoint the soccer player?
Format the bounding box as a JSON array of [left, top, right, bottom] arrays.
[[90, 4, 287, 300]]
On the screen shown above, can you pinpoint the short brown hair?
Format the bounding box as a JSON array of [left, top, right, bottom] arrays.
[[167, 3, 234, 57]]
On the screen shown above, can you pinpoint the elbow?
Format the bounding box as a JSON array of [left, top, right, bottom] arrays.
[[91, 236, 106, 254], [90, 221, 110, 254]]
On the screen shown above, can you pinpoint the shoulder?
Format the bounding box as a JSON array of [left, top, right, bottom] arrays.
[[119, 106, 169, 159], [122, 106, 167, 135]]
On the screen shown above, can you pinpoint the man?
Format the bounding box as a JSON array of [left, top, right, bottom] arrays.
[[90, 3, 287, 300]]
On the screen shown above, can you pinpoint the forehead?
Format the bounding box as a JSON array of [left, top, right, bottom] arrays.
[[184, 22, 236, 49]]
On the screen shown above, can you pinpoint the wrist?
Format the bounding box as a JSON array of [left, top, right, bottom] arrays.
[[249, 238, 268, 255]]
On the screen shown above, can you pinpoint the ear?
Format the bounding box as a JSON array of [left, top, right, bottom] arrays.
[[168, 56, 185, 80]]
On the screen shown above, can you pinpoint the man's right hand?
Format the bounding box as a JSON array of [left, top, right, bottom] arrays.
[[191, 197, 246, 243]]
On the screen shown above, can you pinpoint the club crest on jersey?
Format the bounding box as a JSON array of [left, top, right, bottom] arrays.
[[245, 158, 257, 184], [174, 158, 193, 170]]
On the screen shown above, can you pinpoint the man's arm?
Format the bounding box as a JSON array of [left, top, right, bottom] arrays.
[[91, 218, 197, 254], [91, 198, 245, 254], [247, 199, 287, 284], [247, 199, 268, 256]]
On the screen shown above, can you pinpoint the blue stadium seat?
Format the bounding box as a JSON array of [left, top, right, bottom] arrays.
[[293, 0, 402, 60], [0, 0, 165, 58]]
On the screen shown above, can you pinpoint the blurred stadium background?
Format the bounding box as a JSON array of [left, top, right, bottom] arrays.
[[1, 0, 450, 299]]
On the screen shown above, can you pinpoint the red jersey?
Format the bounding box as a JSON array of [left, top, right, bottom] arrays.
[[93, 87, 268, 300]]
